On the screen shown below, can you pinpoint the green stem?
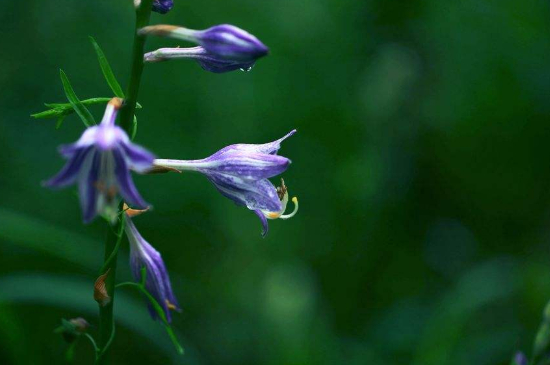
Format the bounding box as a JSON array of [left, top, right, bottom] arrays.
[[119, 0, 154, 132], [96, 217, 122, 365], [96, 2, 154, 363]]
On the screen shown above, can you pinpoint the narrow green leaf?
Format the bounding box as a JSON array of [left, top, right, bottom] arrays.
[[89, 36, 125, 98], [47, 97, 112, 109], [34, 98, 140, 122], [30, 109, 61, 119], [55, 115, 66, 129], [131, 115, 138, 140], [59, 70, 95, 127]]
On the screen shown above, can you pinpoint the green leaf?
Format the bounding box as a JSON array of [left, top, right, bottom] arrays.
[[47, 97, 113, 110], [131, 115, 138, 140], [30, 109, 62, 119], [55, 115, 66, 129], [89, 36, 125, 98], [59, 70, 95, 127]]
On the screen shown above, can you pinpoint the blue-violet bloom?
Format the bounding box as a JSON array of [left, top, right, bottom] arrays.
[[153, 130, 299, 237], [144, 46, 255, 73], [44, 98, 155, 223], [140, 24, 268, 62], [125, 212, 180, 322], [513, 352, 528, 365], [152, 0, 173, 14]]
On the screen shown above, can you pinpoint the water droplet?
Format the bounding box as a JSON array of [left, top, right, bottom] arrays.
[[240, 65, 254, 72]]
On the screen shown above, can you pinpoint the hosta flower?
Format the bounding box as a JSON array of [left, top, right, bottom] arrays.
[[125, 213, 180, 322], [43, 98, 154, 223], [152, 0, 173, 14], [144, 46, 255, 73], [140, 23, 268, 63], [154, 130, 299, 236]]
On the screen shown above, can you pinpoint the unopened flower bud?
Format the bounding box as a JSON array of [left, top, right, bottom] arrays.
[[152, 0, 173, 14], [140, 24, 268, 62], [144, 47, 256, 73], [54, 317, 90, 343], [70, 317, 90, 333]]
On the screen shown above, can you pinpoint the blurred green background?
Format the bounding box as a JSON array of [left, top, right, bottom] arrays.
[[1, 0, 550, 364]]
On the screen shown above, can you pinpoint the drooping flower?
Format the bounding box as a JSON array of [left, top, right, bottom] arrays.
[[152, 0, 173, 14], [125, 212, 180, 322], [144, 46, 255, 73], [43, 98, 155, 223], [153, 130, 299, 236], [140, 23, 268, 63]]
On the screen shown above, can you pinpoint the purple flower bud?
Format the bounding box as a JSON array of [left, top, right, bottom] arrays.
[[193, 24, 268, 61], [144, 46, 255, 73], [140, 24, 268, 63], [125, 215, 181, 322], [152, 0, 173, 14], [154, 130, 299, 236], [43, 98, 155, 223]]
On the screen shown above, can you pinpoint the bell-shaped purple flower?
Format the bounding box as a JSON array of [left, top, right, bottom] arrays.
[[44, 98, 155, 223], [140, 23, 268, 63], [153, 130, 299, 237], [144, 46, 255, 73], [125, 214, 180, 322], [152, 0, 173, 14]]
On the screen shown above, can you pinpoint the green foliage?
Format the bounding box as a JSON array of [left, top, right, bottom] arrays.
[[89, 37, 125, 98], [59, 70, 95, 127], [116, 268, 185, 355], [131, 115, 138, 140], [6, 0, 550, 364]]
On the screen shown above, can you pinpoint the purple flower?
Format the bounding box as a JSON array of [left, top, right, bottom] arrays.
[[513, 352, 528, 365], [153, 130, 299, 237], [125, 214, 180, 322], [152, 0, 173, 14], [44, 98, 155, 223], [192, 24, 268, 61], [144, 47, 255, 73], [140, 23, 268, 63]]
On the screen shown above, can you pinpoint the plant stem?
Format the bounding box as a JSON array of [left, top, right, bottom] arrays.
[[97, 1, 153, 363], [119, 0, 154, 132], [97, 220, 121, 365]]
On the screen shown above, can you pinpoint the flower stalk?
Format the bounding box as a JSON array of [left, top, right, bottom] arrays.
[[97, 0, 153, 363]]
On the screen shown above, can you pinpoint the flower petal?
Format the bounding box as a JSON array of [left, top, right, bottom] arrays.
[[121, 141, 155, 173], [113, 148, 148, 208], [59, 127, 99, 157], [43, 147, 91, 188], [253, 210, 269, 237], [253, 129, 296, 155], [78, 150, 101, 223], [206, 174, 281, 212], [208, 130, 296, 158], [197, 152, 290, 180], [126, 218, 179, 322]]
